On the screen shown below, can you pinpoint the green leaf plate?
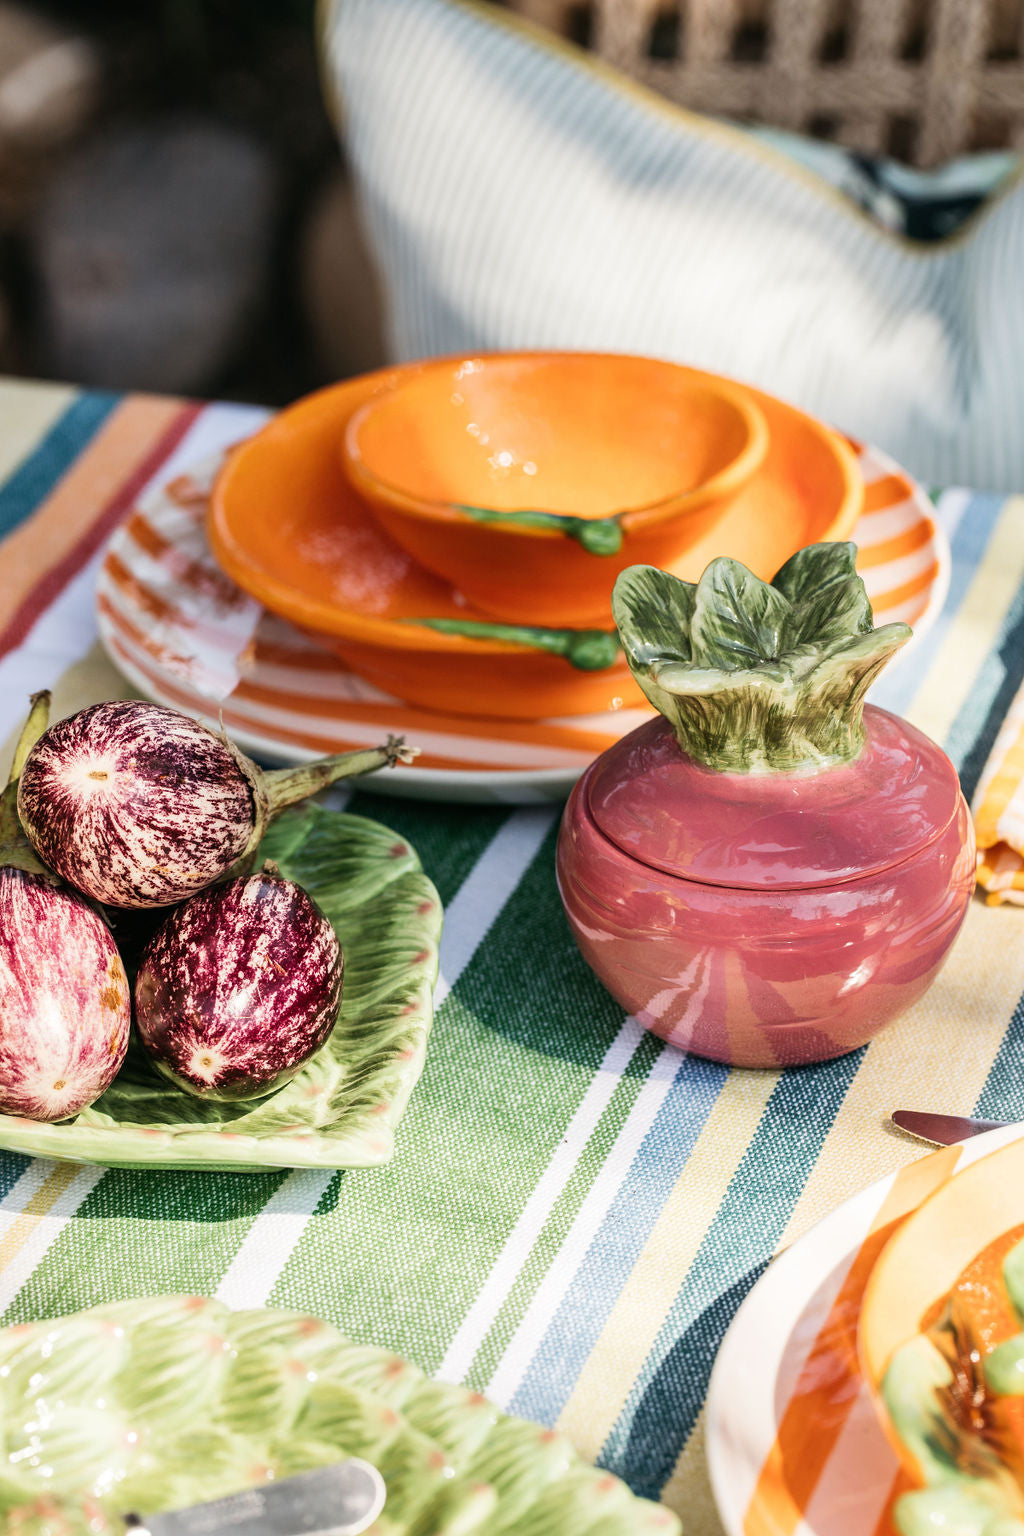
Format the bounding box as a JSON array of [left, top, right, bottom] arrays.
[[0, 807, 441, 1171], [0, 1295, 679, 1534]]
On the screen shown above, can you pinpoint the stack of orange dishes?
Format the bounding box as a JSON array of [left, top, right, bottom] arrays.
[[207, 352, 865, 722]]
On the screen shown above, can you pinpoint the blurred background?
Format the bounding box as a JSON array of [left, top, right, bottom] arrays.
[[5, 0, 1024, 408], [0, 0, 390, 404]]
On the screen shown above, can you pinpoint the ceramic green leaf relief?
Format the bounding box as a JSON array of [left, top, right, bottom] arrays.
[[0, 1297, 680, 1535], [0, 806, 441, 1171], [403, 615, 620, 671], [612, 542, 912, 773], [454, 502, 625, 554]]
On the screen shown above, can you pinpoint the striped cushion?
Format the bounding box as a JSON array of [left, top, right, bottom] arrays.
[[321, 0, 1024, 494]]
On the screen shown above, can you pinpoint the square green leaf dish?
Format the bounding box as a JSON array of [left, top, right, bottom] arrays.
[[0, 806, 441, 1171], [0, 1295, 679, 1534]]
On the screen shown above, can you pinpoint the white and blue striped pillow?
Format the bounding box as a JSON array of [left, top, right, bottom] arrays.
[[322, 0, 1024, 493]]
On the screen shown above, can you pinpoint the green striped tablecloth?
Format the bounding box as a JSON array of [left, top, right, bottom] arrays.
[[2, 377, 1024, 1532]]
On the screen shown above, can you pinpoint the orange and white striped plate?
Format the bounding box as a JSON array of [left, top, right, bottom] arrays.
[[95, 440, 949, 804], [706, 1122, 1024, 1536]]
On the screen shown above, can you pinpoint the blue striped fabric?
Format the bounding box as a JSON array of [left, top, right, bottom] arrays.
[[873, 492, 1005, 718], [0, 392, 118, 541], [323, 0, 1024, 493], [2, 381, 1024, 1533], [509, 1054, 727, 1419], [600, 1052, 865, 1492]]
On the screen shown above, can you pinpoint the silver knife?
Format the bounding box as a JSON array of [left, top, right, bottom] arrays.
[[889, 1109, 1011, 1146], [123, 1461, 386, 1536]]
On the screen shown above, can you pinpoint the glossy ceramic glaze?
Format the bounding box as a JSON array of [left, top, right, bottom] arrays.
[[0, 1295, 678, 1534], [342, 353, 772, 625], [208, 365, 864, 719], [210, 371, 640, 718], [556, 708, 975, 1068]]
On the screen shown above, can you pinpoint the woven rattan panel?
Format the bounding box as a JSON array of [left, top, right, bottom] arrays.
[[496, 0, 1024, 164]]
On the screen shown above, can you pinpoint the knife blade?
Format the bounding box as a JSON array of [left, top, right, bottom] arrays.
[[123, 1461, 386, 1536], [889, 1109, 1011, 1146]]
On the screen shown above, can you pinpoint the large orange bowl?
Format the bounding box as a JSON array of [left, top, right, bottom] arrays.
[[209, 362, 865, 721], [342, 352, 771, 626], [209, 369, 643, 720]]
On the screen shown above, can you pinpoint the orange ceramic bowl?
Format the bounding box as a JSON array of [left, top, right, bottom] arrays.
[[209, 370, 643, 720], [342, 352, 771, 626]]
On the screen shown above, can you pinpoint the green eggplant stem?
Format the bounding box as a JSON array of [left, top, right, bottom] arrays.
[[262, 735, 418, 814], [0, 691, 53, 874], [404, 616, 620, 672], [454, 503, 624, 556], [6, 690, 51, 788]]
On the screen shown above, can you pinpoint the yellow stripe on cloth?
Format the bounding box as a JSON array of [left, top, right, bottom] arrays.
[[774, 896, 1024, 1249], [555, 1070, 777, 1462], [661, 1413, 724, 1534], [0, 378, 75, 486], [896, 493, 1024, 906], [0, 1162, 80, 1272]]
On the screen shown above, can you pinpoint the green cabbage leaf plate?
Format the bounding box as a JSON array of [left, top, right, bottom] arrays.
[[0, 806, 440, 1171], [0, 1295, 679, 1534]]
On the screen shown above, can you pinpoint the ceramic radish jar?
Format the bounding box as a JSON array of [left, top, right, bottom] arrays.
[[556, 544, 975, 1069]]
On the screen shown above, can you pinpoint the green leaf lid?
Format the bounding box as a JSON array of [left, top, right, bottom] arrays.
[[584, 544, 965, 889]]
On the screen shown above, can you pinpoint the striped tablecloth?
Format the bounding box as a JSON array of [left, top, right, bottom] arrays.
[[3, 377, 1024, 1533]]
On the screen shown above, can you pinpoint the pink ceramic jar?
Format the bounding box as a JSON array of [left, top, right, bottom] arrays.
[[556, 547, 976, 1069]]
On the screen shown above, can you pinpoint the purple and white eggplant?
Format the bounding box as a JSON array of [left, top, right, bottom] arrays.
[[17, 700, 414, 909], [134, 867, 343, 1100], [0, 694, 130, 1121]]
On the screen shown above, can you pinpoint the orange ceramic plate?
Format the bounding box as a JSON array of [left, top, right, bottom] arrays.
[[208, 363, 862, 718]]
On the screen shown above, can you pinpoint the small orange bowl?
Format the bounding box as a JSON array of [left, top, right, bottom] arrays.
[[342, 352, 770, 626], [208, 371, 644, 721]]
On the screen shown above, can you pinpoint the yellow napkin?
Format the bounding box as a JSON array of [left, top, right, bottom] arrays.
[[974, 677, 1024, 903]]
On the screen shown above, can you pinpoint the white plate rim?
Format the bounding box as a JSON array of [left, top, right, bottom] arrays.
[[93, 636, 580, 804]]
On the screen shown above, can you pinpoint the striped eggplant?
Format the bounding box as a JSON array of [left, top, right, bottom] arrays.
[[17, 700, 414, 909], [134, 868, 343, 1100], [0, 694, 130, 1121]]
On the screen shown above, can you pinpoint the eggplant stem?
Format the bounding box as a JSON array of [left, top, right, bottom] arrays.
[[262, 736, 418, 813], [0, 693, 53, 871], [6, 691, 50, 788]]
